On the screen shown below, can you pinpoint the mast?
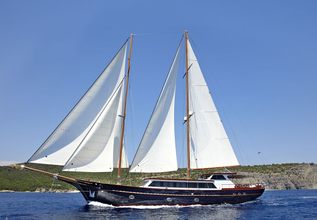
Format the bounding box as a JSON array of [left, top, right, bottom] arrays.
[[118, 33, 134, 178], [185, 31, 191, 178]]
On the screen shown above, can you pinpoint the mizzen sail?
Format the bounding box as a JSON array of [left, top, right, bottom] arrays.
[[187, 40, 239, 169]]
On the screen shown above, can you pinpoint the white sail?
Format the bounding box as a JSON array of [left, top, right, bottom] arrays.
[[113, 140, 129, 169], [187, 40, 239, 169], [112, 82, 129, 169], [129, 46, 180, 173], [28, 42, 129, 168], [63, 84, 128, 172]]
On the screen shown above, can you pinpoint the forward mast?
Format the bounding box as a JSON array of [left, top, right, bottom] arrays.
[[118, 33, 134, 178]]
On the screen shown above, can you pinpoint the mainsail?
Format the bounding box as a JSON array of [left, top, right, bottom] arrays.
[[129, 45, 181, 173], [28, 41, 129, 172], [186, 40, 239, 169]]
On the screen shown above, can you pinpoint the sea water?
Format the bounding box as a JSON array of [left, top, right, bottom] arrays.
[[0, 190, 316, 219]]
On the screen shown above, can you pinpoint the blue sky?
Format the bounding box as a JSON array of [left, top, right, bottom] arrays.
[[0, 0, 316, 166]]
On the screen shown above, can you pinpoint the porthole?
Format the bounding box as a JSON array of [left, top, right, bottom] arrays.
[[166, 197, 172, 202], [194, 198, 199, 202], [129, 195, 135, 200]]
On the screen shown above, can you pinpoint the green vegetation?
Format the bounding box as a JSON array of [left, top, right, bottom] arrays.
[[0, 163, 316, 191]]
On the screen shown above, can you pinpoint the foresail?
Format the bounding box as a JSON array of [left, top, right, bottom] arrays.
[[129, 45, 181, 173], [187, 40, 239, 169], [113, 139, 129, 169], [28, 42, 128, 167], [62, 84, 128, 172], [112, 81, 129, 169]]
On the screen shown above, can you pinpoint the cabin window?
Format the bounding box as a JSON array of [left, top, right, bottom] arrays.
[[198, 183, 207, 188], [198, 183, 216, 188], [149, 181, 162, 187], [210, 175, 226, 180], [187, 182, 197, 188], [149, 181, 216, 188], [162, 182, 171, 187], [176, 182, 187, 188]]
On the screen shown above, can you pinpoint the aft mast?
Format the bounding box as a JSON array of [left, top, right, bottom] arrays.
[[185, 31, 191, 178], [118, 33, 134, 178]]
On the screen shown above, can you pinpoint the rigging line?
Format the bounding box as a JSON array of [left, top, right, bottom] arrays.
[[27, 38, 130, 163], [226, 116, 247, 165], [62, 77, 126, 170], [182, 64, 193, 78], [23, 166, 49, 187], [129, 34, 184, 170], [205, 69, 247, 165]]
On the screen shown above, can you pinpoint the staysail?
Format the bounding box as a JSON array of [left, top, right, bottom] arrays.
[[187, 40, 239, 169], [28, 41, 129, 171], [129, 45, 181, 173], [63, 84, 128, 172]]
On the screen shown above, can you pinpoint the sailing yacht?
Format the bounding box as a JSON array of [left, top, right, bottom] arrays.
[[19, 32, 264, 206]]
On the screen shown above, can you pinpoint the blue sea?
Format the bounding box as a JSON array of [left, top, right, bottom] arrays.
[[0, 190, 316, 219]]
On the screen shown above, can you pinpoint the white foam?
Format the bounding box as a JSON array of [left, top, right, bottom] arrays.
[[87, 201, 234, 209], [88, 201, 114, 208], [300, 196, 317, 199], [88, 201, 192, 209]]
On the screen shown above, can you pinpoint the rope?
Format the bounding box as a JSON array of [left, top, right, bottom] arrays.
[[23, 166, 55, 191]]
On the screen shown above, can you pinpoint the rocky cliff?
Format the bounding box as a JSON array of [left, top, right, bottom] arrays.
[[231, 163, 317, 190]]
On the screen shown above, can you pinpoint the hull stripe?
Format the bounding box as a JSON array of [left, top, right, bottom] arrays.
[[108, 189, 262, 197]]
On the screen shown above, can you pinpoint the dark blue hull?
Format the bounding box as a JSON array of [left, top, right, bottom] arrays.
[[21, 165, 264, 206], [70, 179, 264, 206]]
